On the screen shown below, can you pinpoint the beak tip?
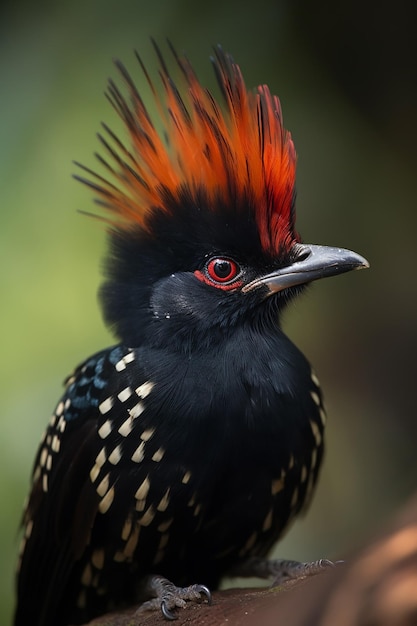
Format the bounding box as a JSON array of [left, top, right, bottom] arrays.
[[353, 255, 370, 271]]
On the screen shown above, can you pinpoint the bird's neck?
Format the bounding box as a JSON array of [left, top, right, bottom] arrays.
[[138, 302, 285, 357]]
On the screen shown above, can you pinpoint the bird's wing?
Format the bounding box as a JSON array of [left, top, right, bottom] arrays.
[[14, 345, 142, 626]]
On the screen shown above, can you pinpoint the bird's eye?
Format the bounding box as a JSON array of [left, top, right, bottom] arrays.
[[206, 258, 240, 283]]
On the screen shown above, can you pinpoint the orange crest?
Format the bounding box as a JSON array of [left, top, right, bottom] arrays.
[[76, 43, 298, 255]]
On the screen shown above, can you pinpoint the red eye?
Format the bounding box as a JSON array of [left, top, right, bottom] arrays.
[[206, 258, 239, 283]]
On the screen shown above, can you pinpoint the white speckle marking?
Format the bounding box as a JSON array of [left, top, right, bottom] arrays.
[[129, 401, 145, 419], [55, 401, 64, 417], [123, 524, 140, 558], [108, 445, 122, 466], [310, 390, 321, 407], [51, 435, 60, 453], [131, 441, 145, 463], [39, 448, 48, 468], [136, 381, 155, 399], [58, 418, 66, 433], [135, 499, 146, 512], [90, 464, 100, 483], [135, 476, 150, 500], [310, 419, 322, 446], [99, 486, 115, 514], [95, 448, 107, 468], [319, 407, 327, 426], [96, 473, 110, 497], [152, 447, 165, 463], [98, 420, 112, 439], [99, 397, 114, 415], [46, 454, 52, 471], [25, 519, 34, 539], [140, 428, 155, 442], [118, 417, 134, 437], [139, 505, 155, 527], [42, 474, 48, 493], [115, 351, 135, 372], [182, 471, 191, 484], [157, 489, 170, 512], [311, 371, 320, 387], [118, 386, 133, 402]]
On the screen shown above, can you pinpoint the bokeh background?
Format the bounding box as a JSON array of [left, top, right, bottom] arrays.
[[1, 1, 416, 623]]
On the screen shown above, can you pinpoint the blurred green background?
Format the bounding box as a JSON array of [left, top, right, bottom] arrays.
[[1, 0, 416, 623]]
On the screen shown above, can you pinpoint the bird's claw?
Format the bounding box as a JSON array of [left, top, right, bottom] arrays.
[[161, 600, 178, 621], [195, 584, 212, 605], [160, 585, 211, 620], [137, 577, 212, 620]]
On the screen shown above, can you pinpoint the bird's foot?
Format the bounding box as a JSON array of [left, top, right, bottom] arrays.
[[233, 556, 340, 586], [269, 557, 338, 585], [136, 575, 212, 620]]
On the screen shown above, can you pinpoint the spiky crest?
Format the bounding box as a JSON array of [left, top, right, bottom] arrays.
[[75, 42, 299, 255]]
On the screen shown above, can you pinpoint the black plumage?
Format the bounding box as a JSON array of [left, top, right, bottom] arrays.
[[14, 43, 368, 626]]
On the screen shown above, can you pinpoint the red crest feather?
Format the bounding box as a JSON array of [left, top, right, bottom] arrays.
[[75, 42, 298, 255]]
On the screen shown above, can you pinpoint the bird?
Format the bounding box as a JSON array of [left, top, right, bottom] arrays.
[[14, 41, 369, 626]]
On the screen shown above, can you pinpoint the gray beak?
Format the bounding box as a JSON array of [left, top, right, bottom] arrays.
[[243, 244, 369, 294]]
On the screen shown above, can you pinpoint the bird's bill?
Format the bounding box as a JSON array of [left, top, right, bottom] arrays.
[[243, 244, 369, 294]]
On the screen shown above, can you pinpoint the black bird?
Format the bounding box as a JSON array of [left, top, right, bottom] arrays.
[[14, 43, 369, 626]]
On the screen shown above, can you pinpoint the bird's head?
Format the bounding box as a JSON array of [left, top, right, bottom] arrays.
[[76, 42, 368, 350]]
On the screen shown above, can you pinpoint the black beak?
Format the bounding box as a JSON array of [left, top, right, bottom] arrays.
[[243, 244, 369, 294]]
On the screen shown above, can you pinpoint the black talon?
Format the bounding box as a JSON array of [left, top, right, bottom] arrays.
[[161, 600, 178, 621]]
